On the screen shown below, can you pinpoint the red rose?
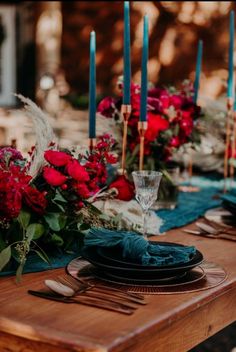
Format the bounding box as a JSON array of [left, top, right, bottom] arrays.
[[44, 150, 71, 167], [43, 167, 67, 186], [109, 175, 134, 201], [67, 160, 89, 182], [145, 112, 169, 142], [23, 186, 47, 214]]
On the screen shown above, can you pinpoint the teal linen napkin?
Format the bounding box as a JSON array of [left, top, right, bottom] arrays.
[[83, 228, 196, 266]]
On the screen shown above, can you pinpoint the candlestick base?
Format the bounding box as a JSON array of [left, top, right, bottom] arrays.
[[138, 121, 148, 171], [224, 98, 234, 193], [120, 104, 132, 175], [88, 138, 97, 152]]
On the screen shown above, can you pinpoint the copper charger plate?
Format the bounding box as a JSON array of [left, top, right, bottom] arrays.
[[66, 258, 227, 295]]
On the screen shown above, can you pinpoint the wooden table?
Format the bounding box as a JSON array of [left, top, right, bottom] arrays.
[[0, 224, 236, 352]]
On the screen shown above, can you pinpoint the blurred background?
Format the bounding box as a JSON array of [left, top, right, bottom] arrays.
[[0, 1, 235, 150]]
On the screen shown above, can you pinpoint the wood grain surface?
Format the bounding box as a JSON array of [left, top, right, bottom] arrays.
[[0, 223, 236, 352]]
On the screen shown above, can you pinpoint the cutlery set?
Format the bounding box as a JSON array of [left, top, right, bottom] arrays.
[[184, 218, 236, 241], [28, 274, 147, 315]]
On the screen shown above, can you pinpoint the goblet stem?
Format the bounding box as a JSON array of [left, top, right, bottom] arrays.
[[142, 210, 148, 240]]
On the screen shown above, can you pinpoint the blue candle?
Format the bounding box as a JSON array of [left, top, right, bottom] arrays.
[[227, 10, 235, 99], [89, 31, 96, 139], [140, 15, 149, 122], [123, 1, 131, 105], [193, 40, 203, 104]]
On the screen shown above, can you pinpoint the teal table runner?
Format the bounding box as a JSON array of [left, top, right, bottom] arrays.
[[1, 176, 233, 277]]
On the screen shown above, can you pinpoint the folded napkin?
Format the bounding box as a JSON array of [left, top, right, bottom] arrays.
[[83, 228, 196, 266]]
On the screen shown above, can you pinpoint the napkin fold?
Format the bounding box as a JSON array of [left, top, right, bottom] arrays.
[[84, 228, 196, 266]]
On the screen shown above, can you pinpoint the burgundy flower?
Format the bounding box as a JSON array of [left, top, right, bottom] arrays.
[[23, 186, 47, 215], [97, 97, 116, 118]]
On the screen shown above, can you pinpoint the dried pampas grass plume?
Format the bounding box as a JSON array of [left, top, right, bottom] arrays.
[[15, 94, 57, 178]]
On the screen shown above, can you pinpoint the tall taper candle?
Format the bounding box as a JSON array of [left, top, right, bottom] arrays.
[[123, 1, 131, 105], [89, 31, 96, 139], [227, 10, 235, 99], [140, 15, 149, 122], [193, 40, 203, 104]]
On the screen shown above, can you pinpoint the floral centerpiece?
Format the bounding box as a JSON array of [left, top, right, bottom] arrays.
[[0, 97, 119, 280], [98, 80, 202, 203]]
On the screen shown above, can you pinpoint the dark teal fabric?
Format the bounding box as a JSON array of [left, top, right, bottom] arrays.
[[84, 228, 196, 266], [0, 175, 230, 276], [158, 175, 224, 233]]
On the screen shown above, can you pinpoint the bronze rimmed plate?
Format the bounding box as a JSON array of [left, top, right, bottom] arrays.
[[66, 258, 227, 295]]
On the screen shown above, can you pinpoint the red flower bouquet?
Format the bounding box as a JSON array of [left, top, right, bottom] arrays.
[[98, 80, 201, 170], [0, 135, 117, 279]]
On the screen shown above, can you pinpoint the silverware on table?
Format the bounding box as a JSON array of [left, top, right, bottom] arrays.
[[57, 274, 146, 303], [45, 277, 147, 306], [28, 290, 135, 315]]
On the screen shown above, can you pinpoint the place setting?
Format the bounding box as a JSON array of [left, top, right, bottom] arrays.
[[66, 170, 227, 295]]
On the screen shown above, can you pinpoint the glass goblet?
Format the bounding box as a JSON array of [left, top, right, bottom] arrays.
[[132, 170, 162, 239]]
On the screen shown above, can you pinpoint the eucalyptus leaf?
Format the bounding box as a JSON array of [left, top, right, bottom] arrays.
[[0, 246, 11, 271]]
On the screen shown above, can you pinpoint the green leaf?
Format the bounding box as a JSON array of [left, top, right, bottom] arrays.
[[17, 210, 31, 229], [51, 233, 64, 247], [54, 190, 67, 203], [26, 223, 45, 242], [44, 213, 61, 231], [51, 200, 65, 212], [33, 249, 51, 265], [0, 246, 11, 271], [59, 215, 67, 230]]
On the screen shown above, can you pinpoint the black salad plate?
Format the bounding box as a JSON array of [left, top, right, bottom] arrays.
[[97, 241, 199, 269], [81, 243, 204, 280]]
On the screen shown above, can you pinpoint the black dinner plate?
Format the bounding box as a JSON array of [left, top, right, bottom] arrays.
[[90, 265, 206, 286], [81, 243, 204, 280], [97, 241, 198, 269]]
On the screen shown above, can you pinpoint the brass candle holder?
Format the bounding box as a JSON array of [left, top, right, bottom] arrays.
[[138, 121, 148, 171], [224, 98, 233, 193], [89, 138, 96, 152], [120, 104, 132, 175], [230, 110, 236, 186]]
